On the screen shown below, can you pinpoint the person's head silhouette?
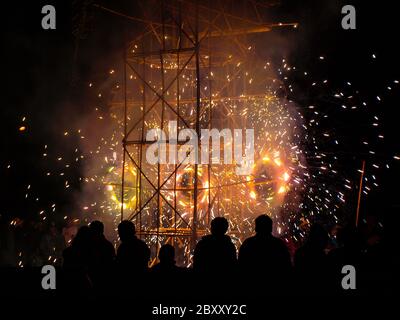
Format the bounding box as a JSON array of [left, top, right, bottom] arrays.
[[118, 220, 136, 242], [210, 217, 229, 236], [72, 225, 91, 247], [90, 220, 104, 236], [158, 244, 175, 266], [255, 214, 273, 235]]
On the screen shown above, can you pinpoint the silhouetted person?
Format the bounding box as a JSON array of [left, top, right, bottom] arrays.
[[115, 220, 150, 295], [193, 217, 237, 275], [63, 225, 91, 269], [294, 224, 329, 294], [151, 244, 179, 273], [62, 226, 93, 294], [192, 217, 237, 297], [89, 220, 115, 268], [88, 220, 115, 294], [148, 244, 186, 297], [238, 215, 291, 294], [116, 220, 150, 273]]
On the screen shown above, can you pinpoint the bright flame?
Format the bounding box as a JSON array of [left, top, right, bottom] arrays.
[[274, 158, 282, 167], [283, 172, 290, 182], [278, 186, 286, 194]]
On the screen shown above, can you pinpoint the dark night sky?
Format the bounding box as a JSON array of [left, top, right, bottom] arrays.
[[2, 1, 399, 235]]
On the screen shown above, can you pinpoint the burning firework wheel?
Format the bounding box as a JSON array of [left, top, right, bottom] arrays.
[[249, 151, 291, 209], [106, 165, 139, 210]]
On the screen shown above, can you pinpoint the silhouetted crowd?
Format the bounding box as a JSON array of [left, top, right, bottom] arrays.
[[56, 214, 392, 297]]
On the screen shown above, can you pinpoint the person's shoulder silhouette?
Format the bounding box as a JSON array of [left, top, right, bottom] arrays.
[[116, 220, 150, 272], [239, 214, 291, 276], [89, 220, 115, 267], [86, 221, 116, 293], [63, 225, 92, 268], [193, 217, 237, 274], [62, 225, 93, 294], [150, 244, 187, 296], [151, 244, 183, 274]]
